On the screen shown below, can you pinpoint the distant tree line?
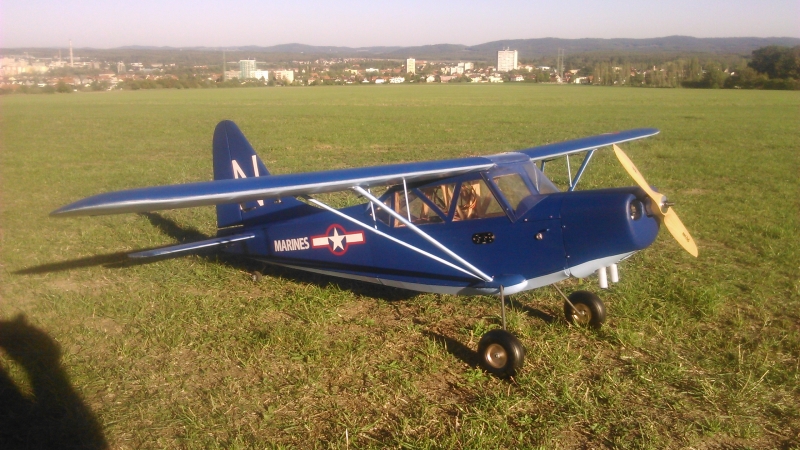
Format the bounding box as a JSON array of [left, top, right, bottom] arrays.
[[584, 46, 799, 90]]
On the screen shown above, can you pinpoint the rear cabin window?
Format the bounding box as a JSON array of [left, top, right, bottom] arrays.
[[372, 179, 505, 226], [420, 183, 457, 217], [393, 190, 445, 227], [372, 183, 456, 227]]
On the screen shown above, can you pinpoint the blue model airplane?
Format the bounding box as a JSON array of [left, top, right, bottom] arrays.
[[52, 120, 697, 376]]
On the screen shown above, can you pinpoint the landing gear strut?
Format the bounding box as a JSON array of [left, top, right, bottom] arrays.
[[477, 285, 608, 377], [478, 286, 525, 377]]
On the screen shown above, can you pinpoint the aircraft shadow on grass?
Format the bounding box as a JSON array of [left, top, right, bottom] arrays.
[[13, 212, 557, 330], [0, 314, 108, 450]]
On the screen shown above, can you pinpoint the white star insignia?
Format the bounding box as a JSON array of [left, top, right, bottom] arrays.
[[328, 228, 346, 251]]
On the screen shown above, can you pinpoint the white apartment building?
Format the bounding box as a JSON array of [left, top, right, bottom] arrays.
[[253, 70, 269, 81], [497, 49, 518, 72], [406, 58, 415, 75], [274, 70, 294, 83], [239, 60, 256, 79]]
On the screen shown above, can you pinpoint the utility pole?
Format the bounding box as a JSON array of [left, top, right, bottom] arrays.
[[69, 39, 74, 68], [556, 48, 564, 81], [223, 50, 226, 82]]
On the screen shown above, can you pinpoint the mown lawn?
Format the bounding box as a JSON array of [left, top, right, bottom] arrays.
[[1, 85, 798, 449]]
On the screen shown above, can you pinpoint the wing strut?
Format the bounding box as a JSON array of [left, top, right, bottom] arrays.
[[353, 186, 493, 282], [566, 154, 572, 190], [303, 197, 484, 280], [402, 178, 412, 222], [568, 149, 596, 192], [368, 188, 377, 229]]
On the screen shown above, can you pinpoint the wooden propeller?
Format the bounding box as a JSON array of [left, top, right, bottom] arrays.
[[613, 144, 698, 257]]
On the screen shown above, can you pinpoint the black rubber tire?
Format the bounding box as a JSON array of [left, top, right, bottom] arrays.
[[564, 290, 606, 329], [477, 329, 525, 377]]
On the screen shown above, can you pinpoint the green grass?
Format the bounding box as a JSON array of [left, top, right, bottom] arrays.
[[1, 85, 799, 449]]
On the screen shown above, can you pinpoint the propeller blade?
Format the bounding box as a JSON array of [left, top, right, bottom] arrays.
[[612, 144, 664, 208], [612, 144, 698, 257], [662, 209, 699, 257]]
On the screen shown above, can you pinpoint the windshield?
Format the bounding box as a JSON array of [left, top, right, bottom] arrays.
[[523, 162, 559, 194], [487, 162, 559, 219]]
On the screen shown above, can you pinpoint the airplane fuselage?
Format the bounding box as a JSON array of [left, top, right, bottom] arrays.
[[220, 157, 659, 295]]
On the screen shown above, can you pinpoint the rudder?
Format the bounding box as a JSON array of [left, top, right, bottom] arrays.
[[212, 120, 306, 228]]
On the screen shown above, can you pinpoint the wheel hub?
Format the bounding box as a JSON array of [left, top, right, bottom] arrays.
[[571, 303, 592, 325], [485, 343, 508, 369]]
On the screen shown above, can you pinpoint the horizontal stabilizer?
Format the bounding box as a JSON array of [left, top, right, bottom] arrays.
[[128, 233, 256, 259]]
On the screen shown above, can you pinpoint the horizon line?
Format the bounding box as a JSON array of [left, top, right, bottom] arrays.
[[3, 35, 800, 51]]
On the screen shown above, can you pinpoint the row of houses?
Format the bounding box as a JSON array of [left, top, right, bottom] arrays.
[[1, 51, 598, 91]]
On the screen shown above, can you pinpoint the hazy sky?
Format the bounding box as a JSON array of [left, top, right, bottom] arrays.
[[3, 0, 798, 48]]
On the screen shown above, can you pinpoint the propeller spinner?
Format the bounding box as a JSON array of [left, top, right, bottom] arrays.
[[613, 144, 698, 257]]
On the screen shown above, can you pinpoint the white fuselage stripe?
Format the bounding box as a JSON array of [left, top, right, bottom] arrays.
[[263, 252, 634, 296]]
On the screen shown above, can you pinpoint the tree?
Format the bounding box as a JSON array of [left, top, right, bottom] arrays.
[[56, 82, 72, 93], [701, 62, 728, 89], [724, 67, 766, 89], [749, 46, 787, 78], [90, 80, 110, 91], [684, 58, 699, 82], [778, 46, 800, 79]]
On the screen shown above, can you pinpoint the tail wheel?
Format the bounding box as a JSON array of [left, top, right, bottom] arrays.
[[564, 290, 606, 329], [477, 329, 525, 377]]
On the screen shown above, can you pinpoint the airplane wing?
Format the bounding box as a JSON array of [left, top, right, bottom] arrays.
[[519, 128, 659, 161], [51, 158, 494, 217], [51, 128, 659, 218]]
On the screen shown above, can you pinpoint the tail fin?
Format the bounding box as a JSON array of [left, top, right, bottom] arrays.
[[212, 120, 306, 228]]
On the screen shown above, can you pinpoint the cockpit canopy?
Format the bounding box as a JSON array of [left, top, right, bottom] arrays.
[[372, 160, 558, 226]]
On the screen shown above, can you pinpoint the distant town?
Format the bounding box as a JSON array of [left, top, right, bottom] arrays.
[[2, 42, 797, 93]]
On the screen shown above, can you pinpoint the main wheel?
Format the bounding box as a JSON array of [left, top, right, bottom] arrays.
[[477, 329, 525, 377], [564, 290, 606, 329]]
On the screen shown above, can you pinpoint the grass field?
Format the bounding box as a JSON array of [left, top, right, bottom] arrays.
[[1, 85, 798, 449]]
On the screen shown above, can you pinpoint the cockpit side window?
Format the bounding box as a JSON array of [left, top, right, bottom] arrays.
[[454, 179, 505, 221], [492, 173, 533, 213]]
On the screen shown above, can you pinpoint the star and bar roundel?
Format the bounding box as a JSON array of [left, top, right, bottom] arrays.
[[311, 224, 365, 255]]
